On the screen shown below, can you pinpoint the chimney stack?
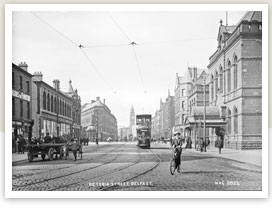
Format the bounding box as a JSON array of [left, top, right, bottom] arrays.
[[91, 100, 95, 103], [33, 72, 43, 81], [53, 79, 60, 91], [18, 62, 28, 71], [103, 99, 105, 104], [96, 96, 100, 101]]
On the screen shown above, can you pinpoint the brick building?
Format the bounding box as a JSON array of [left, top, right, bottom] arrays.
[[81, 97, 118, 142], [207, 11, 262, 149], [12, 62, 33, 152], [31, 73, 81, 141]]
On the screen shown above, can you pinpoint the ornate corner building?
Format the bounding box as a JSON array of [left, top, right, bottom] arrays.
[[207, 11, 262, 149]]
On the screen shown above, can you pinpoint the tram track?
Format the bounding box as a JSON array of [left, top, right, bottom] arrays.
[[12, 143, 124, 180], [51, 146, 143, 191], [98, 148, 161, 191], [12, 144, 126, 189]]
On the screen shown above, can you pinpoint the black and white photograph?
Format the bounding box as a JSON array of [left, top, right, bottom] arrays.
[[5, 4, 268, 198]]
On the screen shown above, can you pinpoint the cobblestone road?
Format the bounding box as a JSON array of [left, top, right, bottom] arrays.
[[12, 142, 262, 191]]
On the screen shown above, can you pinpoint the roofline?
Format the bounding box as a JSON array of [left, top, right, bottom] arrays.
[[12, 63, 33, 77]]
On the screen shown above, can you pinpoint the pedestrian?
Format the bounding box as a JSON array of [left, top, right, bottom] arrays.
[[218, 136, 223, 154], [200, 138, 204, 152], [44, 132, 52, 143], [171, 132, 182, 173], [16, 135, 22, 154], [71, 138, 78, 161]]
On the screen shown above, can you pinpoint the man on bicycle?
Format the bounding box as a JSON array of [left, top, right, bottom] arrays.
[[171, 132, 182, 173]]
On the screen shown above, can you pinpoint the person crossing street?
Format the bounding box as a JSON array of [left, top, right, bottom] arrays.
[[171, 132, 182, 173]]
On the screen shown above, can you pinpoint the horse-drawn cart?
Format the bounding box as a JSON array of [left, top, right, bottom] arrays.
[[26, 143, 69, 162]]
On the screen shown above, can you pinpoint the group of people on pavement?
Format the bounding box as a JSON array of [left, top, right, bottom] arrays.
[[15, 135, 27, 154]]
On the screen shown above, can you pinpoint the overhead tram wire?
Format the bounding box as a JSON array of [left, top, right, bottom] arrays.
[[131, 43, 147, 94], [107, 12, 147, 94], [80, 48, 114, 93], [107, 12, 132, 42], [30, 11, 116, 94], [30, 12, 78, 47]]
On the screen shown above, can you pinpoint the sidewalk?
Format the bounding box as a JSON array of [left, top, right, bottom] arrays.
[[187, 147, 262, 166], [12, 152, 28, 163]]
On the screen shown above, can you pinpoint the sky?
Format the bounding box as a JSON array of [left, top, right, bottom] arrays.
[[12, 9, 246, 127]]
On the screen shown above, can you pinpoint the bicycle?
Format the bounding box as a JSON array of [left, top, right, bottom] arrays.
[[170, 145, 181, 175]]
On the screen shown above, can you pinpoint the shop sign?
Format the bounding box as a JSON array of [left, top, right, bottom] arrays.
[[12, 90, 30, 101]]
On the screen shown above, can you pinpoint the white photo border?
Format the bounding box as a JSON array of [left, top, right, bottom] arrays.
[[5, 3, 269, 198]]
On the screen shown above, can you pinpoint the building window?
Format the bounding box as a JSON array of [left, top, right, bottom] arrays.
[[215, 71, 218, 96], [181, 89, 185, 97], [219, 66, 223, 93], [12, 98, 15, 115], [233, 106, 238, 134], [182, 101, 185, 110], [19, 76, 23, 90], [233, 56, 238, 89], [47, 93, 50, 111], [51, 95, 53, 112], [43, 91, 46, 110], [12, 72, 15, 88], [227, 60, 231, 92], [211, 75, 214, 101], [26, 81, 30, 93], [20, 100, 23, 117], [27, 102, 30, 118], [54, 97, 57, 113]]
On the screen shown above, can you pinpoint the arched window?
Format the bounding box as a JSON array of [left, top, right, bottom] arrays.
[[47, 93, 50, 111], [59, 100, 62, 115], [219, 65, 223, 93], [227, 60, 231, 92], [51, 95, 53, 112], [233, 55, 238, 89], [62, 101, 64, 116], [57, 98, 59, 114], [43, 91, 46, 110], [233, 106, 238, 134], [54, 97, 57, 113], [215, 71, 218, 96], [64, 103, 67, 117], [211, 74, 214, 101], [227, 108, 232, 134]]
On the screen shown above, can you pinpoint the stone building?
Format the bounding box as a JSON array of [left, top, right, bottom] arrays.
[[12, 62, 33, 152], [31, 73, 81, 141], [151, 90, 175, 140], [174, 67, 207, 137], [81, 97, 118, 142], [207, 11, 262, 149]]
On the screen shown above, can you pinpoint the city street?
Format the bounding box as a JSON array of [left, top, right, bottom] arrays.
[[12, 142, 262, 191]]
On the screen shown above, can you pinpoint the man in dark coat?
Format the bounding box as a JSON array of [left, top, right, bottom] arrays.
[[71, 139, 78, 161], [171, 132, 182, 173], [44, 133, 52, 143]]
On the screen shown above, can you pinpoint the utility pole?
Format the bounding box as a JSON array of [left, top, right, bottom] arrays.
[[203, 75, 207, 152], [96, 109, 99, 145]]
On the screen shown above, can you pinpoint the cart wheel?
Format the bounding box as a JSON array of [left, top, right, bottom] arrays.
[[27, 151, 34, 162], [48, 148, 54, 161], [41, 154, 46, 160]]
